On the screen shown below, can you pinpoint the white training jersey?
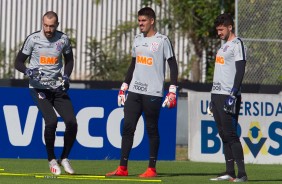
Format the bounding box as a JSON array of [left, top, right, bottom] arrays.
[[21, 30, 72, 89], [128, 32, 174, 97], [211, 37, 247, 95]]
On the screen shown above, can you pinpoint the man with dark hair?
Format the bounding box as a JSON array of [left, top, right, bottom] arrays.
[[209, 13, 248, 182], [15, 11, 77, 175], [106, 7, 178, 178]]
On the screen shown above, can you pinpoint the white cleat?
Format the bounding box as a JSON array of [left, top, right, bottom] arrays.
[[210, 174, 234, 181], [231, 176, 248, 182], [49, 159, 61, 175], [60, 158, 75, 174]]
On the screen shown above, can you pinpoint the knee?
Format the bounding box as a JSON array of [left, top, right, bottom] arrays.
[[222, 131, 240, 143], [146, 124, 159, 137], [65, 118, 78, 131], [122, 123, 136, 136], [44, 116, 58, 130]]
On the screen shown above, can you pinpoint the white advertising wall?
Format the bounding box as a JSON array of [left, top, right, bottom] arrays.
[[188, 91, 282, 164]]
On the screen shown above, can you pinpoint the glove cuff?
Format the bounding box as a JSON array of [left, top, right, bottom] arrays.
[[169, 85, 177, 93], [230, 88, 238, 97], [120, 82, 128, 91]]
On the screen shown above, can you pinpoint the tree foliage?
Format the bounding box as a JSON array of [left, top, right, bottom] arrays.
[[85, 21, 136, 81], [142, 0, 234, 82]]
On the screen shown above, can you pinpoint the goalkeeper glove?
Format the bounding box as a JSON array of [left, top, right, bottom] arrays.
[[25, 68, 44, 81], [117, 82, 128, 106], [59, 75, 70, 91], [207, 101, 213, 117], [162, 85, 177, 108], [223, 88, 238, 114]]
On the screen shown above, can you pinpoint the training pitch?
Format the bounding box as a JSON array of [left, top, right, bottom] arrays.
[[0, 159, 281, 184]]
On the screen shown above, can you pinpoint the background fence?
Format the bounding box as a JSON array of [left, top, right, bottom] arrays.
[[236, 0, 282, 85], [0, 0, 190, 80], [1, 0, 281, 84]]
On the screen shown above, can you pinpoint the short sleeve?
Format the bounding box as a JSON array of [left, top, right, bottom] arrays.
[[234, 40, 247, 61], [131, 38, 136, 57], [163, 37, 174, 60], [62, 35, 72, 55], [21, 36, 34, 55]]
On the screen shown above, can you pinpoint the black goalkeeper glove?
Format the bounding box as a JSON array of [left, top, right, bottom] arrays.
[[25, 68, 44, 81], [223, 88, 238, 114], [60, 75, 70, 91]]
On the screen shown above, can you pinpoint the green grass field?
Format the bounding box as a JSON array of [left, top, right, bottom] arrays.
[[0, 158, 282, 184]]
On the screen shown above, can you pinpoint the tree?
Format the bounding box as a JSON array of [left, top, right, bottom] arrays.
[[88, 0, 235, 82], [85, 21, 137, 81]]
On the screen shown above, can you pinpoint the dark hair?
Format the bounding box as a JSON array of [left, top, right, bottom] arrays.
[[43, 11, 58, 23], [138, 7, 156, 21], [214, 13, 234, 29]]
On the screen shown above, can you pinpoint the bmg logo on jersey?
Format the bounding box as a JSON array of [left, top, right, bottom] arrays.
[[201, 120, 282, 157], [215, 55, 225, 64], [136, 55, 153, 66], [40, 56, 58, 65]]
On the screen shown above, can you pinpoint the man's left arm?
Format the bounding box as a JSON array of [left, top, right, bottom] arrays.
[[162, 56, 178, 108], [167, 56, 178, 86], [63, 50, 74, 77], [233, 60, 246, 92], [61, 50, 74, 91]]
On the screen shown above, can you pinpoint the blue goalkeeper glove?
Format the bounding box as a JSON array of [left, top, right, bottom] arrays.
[[25, 68, 44, 81], [223, 88, 238, 114]]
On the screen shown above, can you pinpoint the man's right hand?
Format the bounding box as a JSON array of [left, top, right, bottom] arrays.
[[118, 82, 128, 106], [25, 68, 44, 81]]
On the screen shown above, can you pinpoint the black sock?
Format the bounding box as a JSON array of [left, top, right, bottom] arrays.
[[149, 157, 157, 168], [119, 135, 134, 166], [226, 159, 236, 177], [236, 159, 247, 178]]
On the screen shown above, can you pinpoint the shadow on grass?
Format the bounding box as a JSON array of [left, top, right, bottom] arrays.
[[157, 172, 219, 177]]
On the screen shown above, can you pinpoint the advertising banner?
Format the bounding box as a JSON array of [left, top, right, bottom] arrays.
[[188, 91, 282, 164], [0, 87, 177, 160]]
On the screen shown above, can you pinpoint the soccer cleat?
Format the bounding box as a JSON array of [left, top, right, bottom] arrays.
[[59, 158, 75, 174], [139, 167, 157, 178], [106, 166, 128, 176], [49, 159, 61, 175], [231, 175, 248, 182], [210, 173, 235, 181]]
